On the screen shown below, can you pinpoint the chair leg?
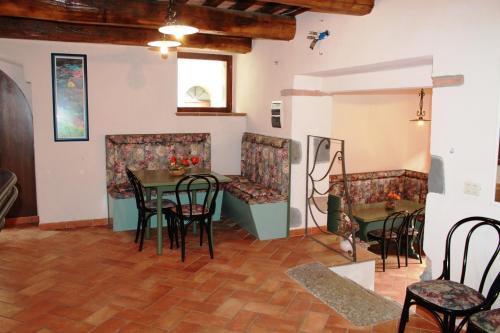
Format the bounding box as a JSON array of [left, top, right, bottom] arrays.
[[199, 220, 204, 246], [448, 314, 457, 333], [206, 217, 214, 259], [179, 221, 187, 262], [139, 213, 150, 251], [443, 314, 450, 331], [382, 241, 386, 272], [398, 293, 411, 333], [396, 241, 401, 268], [405, 235, 409, 267], [418, 236, 423, 264], [174, 218, 179, 249], [166, 214, 174, 250], [134, 214, 141, 243]]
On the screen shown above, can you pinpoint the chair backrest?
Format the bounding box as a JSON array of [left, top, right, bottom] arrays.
[[126, 168, 145, 210], [382, 210, 407, 236], [174, 174, 220, 218], [405, 207, 425, 238], [441, 217, 500, 298]]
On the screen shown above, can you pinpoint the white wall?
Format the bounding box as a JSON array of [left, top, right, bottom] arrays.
[[237, 0, 500, 298], [332, 91, 432, 174], [235, 40, 293, 138], [289, 76, 333, 228], [0, 39, 246, 224]]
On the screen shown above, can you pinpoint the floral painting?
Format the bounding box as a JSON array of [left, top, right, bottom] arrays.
[[51, 53, 89, 141]]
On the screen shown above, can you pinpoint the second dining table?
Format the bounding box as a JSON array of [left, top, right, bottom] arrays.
[[352, 199, 424, 241], [132, 167, 231, 255]]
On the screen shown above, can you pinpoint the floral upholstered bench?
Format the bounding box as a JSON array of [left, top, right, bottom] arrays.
[[222, 132, 291, 240], [105, 133, 221, 231], [329, 169, 428, 206]]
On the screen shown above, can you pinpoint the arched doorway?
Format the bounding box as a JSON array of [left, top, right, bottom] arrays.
[[0, 69, 37, 218]]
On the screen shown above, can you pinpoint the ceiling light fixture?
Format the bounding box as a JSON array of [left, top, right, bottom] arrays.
[[159, 0, 199, 40], [147, 37, 181, 59], [410, 88, 431, 126]]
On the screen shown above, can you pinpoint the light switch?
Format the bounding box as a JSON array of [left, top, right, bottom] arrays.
[[464, 182, 481, 196]]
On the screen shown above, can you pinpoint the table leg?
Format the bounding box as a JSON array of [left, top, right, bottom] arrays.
[[156, 188, 163, 255], [407, 236, 420, 260], [192, 190, 197, 235], [145, 188, 152, 240]]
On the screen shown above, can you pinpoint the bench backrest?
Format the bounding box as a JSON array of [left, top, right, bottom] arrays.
[[329, 169, 428, 205], [105, 133, 211, 191], [241, 132, 290, 197]]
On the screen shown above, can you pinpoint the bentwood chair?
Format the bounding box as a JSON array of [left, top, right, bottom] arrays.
[[400, 207, 425, 267], [126, 168, 175, 251], [398, 217, 500, 333], [367, 210, 407, 272], [168, 174, 220, 262]]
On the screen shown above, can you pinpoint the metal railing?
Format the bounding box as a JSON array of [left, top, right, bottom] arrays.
[[305, 135, 358, 262]]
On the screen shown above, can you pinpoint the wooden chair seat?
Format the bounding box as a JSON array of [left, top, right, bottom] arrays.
[[145, 199, 176, 210], [467, 308, 500, 332], [368, 229, 398, 240]]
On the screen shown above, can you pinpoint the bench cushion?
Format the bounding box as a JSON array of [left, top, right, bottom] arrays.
[[107, 183, 134, 199], [226, 176, 287, 204]]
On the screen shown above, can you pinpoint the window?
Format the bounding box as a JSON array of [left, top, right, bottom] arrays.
[[177, 52, 232, 113]]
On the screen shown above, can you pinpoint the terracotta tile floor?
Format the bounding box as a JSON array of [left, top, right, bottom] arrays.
[[0, 221, 440, 332]]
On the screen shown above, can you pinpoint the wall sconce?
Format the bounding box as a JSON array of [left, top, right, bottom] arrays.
[[410, 89, 431, 126]]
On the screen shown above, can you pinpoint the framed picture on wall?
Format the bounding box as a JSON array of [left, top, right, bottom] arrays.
[[51, 53, 89, 141]]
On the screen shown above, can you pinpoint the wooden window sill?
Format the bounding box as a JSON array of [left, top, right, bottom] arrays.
[[176, 112, 247, 117]]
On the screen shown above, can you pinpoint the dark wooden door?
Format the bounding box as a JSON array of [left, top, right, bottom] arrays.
[[0, 70, 37, 217]]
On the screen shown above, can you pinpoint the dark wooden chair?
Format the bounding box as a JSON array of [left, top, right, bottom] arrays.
[[126, 168, 175, 251], [398, 216, 500, 333], [400, 207, 425, 267], [367, 210, 407, 272], [168, 174, 220, 262]]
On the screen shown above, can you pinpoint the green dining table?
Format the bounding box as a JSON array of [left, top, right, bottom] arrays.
[[352, 200, 424, 241], [132, 168, 231, 255]]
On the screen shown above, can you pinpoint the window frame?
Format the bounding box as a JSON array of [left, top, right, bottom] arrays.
[[177, 52, 233, 113]]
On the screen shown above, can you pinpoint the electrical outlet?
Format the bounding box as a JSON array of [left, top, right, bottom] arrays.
[[464, 182, 481, 196]]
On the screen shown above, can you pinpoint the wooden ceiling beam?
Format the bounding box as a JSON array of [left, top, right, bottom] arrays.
[[0, 17, 252, 54], [257, 3, 289, 15], [0, 0, 296, 40], [256, 0, 374, 15], [230, 1, 256, 11], [203, 0, 226, 7]]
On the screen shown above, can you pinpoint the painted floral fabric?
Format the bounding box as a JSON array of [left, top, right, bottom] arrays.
[[469, 308, 500, 332], [329, 169, 428, 206], [408, 280, 485, 311], [106, 133, 211, 198], [240, 132, 290, 196]]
